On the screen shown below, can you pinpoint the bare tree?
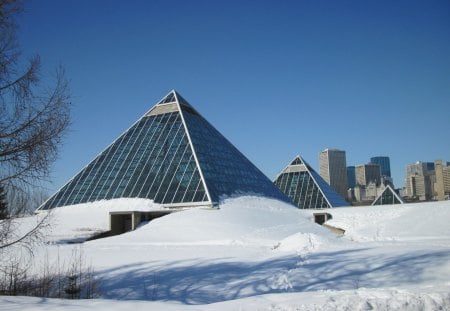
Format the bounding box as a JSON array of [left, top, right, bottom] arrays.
[[0, 0, 71, 250], [0, 184, 7, 219]]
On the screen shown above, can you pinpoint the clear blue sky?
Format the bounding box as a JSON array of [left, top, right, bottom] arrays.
[[17, 0, 450, 194]]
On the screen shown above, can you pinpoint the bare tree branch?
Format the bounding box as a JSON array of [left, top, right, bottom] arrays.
[[0, 0, 71, 251], [0, 211, 50, 250]]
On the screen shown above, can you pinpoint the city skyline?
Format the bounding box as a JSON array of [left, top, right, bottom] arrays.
[[16, 1, 450, 195], [404, 160, 450, 201]]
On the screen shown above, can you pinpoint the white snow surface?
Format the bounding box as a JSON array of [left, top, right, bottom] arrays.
[[44, 198, 165, 242], [2, 196, 450, 310], [323, 201, 450, 242]]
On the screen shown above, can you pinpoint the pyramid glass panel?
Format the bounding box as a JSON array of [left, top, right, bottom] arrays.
[[180, 105, 288, 204], [39, 90, 291, 210], [157, 91, 177, 105], [274, 156, 349, 209], [290, 157, 302, 165]]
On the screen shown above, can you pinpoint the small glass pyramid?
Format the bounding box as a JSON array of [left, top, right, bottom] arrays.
[[371, 185, 404, 205], [274, 155, 349, 209]]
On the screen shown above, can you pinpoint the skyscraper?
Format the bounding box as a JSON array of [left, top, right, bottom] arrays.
[[435, 160, 445, 201], [319, 149, 348, 199], [356, 163, 381, 186], [405, 161, 435, 201], [347, 166, 356, 188], [38, 90, 291, 210], [434, 160, 450, 201], [370, 156, 391, 178]]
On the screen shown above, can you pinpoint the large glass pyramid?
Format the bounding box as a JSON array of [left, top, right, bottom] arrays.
[[274, 155, 349, 209], [371, 185, 404, 206], [38, 90, 291, 210]]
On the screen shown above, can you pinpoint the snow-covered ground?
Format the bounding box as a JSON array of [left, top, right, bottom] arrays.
[[2, 197, 450, 310]]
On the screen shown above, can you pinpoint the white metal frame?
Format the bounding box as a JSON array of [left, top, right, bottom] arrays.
[[174, 91, 214, 207], [371, 184, 404, 206]]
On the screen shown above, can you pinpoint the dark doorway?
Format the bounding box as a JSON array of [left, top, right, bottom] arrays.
[[110, 213, 134, 235], [313, 212, 332, 225], [109, 210, 174, 236]]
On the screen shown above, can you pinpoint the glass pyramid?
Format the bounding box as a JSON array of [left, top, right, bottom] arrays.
[[38, 90, 291, 210], [274, 155, 349, 209], [371, 185, 404, 205]]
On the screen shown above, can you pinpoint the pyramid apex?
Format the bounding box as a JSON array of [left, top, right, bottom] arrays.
[[155, 89, 192, 107], [169, 89, 180, 96], [290, 155, 318, 173], [289, 155, 305, 166], [156, 90, 177, 105]]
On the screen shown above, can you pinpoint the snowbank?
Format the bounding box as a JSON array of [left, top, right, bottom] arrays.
[[325, 200, 450, 242], [40, 198, 164, 242], [92, 196, 332, 247], [3, 198, 450, 310], [2, 287, 449, 310]]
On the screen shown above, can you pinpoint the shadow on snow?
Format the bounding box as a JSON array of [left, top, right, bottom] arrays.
[[97, 247, 450, 304]]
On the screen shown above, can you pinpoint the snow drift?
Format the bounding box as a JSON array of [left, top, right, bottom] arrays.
[[2, 196, 450, 310]]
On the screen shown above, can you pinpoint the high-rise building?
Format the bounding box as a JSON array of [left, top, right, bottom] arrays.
[[434, 160, 450, 201], [274, 155, 348, 209], [435, 160, 446, 201], [347, 166, 356, 188], [426, 162, 435, 171], [445, 167, 450, 195], [370, 156, 391, 178], [445, 167, 450, 191], [319, 149, 348, 198], [405, 161, 435, 201], [38, 90, 291, 210], [356, 163, 381, 187]]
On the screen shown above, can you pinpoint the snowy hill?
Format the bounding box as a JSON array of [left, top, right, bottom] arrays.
[[325, 201, 450, 242], [2, 197, 450, 310]]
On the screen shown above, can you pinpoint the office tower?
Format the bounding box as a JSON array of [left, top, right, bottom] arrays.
[[370, 156, 391, 178], [274, 155, 348, 209], [434, 160, 450, 201], [319, 149, 348, 199], [347, 166, 356, 188], [38, 90, 291, 210], [435, 160, 445, 200], [405, 161, 435, 201], [356, 163, 382, 187]]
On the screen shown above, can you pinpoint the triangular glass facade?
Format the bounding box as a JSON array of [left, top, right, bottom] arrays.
[[38, 90, 291, 210], [274, 155, 349, 209], [372, 185, 404, 205]]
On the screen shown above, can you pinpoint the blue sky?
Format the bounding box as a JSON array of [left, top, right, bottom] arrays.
[[17, 0, 450, 193]]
